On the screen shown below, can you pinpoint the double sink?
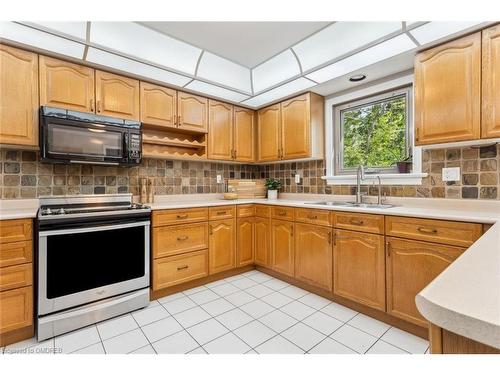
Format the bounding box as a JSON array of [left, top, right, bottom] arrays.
[[306, 201, 395, 209]]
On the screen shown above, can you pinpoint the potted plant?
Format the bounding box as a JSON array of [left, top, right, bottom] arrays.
[[396, 155, 412, 173], [265, 178, 282, 200]]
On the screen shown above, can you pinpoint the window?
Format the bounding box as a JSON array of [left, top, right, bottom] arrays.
[[334, 86, 412, 174]]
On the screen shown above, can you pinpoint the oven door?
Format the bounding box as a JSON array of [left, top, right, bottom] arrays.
[[38, 220, 150, 316], [41, 117, 126, 164]]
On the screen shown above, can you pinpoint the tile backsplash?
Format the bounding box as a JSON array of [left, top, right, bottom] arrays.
[[0, 144, 498, 200]]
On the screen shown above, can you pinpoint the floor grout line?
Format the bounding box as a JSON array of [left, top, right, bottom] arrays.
[[129, 311, 158, 354]]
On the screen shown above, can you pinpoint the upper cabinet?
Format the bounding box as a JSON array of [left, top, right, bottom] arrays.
[[208, 100, 234, 160], [257, 92, 324, 162], [140, 82, 177, 129], [39, 55, 95, 113], [177, 92, 208, 133], [482, 24, 500, 139], [95, 70, 140, 120], [233, 107, 255, 162], [0, 45, 39, 147]]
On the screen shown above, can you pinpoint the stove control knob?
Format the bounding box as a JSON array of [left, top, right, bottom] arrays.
[[59, 208, 66, 215], [43, 208, 52, 215]]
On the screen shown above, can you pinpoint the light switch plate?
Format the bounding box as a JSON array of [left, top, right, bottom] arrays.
[[295, 174, 301, 184], [442, 167, 461, 182], [216, 175, 222, 184]]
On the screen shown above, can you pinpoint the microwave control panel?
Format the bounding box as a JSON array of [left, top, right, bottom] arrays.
[[128, 132, 142, 162]]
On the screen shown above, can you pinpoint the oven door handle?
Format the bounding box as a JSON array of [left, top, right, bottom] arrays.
[[39, 221, 150, 237]]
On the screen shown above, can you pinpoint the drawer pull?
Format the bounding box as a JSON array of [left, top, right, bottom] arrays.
[[177, 235, 189, 241], [216, 211, 227, 215], [417, 227, 437, 234], [278, 211, 287, 216], [350, 219, 364, 225], [177, 214, 188, 219], [177, 265, 189, 271], [307, 215, 318, 220]]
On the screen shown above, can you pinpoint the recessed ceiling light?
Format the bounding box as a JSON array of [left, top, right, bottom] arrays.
[[349, 74, 366, 82]]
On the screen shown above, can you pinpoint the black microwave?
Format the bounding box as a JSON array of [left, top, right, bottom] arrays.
[[40, 106, 142, 166]]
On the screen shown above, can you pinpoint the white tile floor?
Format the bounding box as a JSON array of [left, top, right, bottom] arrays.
[[1, 270, 429, 354]]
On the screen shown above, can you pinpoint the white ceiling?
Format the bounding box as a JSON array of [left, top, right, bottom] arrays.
[[139, 21, 330, 68]]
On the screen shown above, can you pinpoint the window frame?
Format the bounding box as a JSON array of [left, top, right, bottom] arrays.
[[333, 85, 413, 175]]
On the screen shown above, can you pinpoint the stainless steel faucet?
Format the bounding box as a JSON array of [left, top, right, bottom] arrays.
[[355, 165, 365, 204], [376, 176, 382, 205]]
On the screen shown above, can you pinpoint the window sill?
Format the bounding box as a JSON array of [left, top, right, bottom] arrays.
[[321, 173, 428, 185]]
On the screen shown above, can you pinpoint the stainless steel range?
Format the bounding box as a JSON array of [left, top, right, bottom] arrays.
[[36, 194, 151, 341]]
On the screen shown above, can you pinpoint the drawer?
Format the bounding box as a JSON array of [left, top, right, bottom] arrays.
[[295, 208, 332, 226], [0, 264, 32, 292], [255, 205, 271, 218], [385, 216, 482, 247], [209, 206, 235, 220], [0, 241, 32, 268], [153, 223, 208, 258], [0, 219, 32, 243], [153, 250, 208, 290], [237, 204, 254, 218], [153, 207, 208, 227], [0, 286, 33, 333], [271, 206, 295, 221], [334, 212, 384, 234]]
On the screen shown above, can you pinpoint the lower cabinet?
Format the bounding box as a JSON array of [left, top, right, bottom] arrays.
[[294, 223, 333, 291], [271, 219, 294, 277], [386, 237, 464, 327], [153, 250, 208, 290], [333, 229, 386, 311], [236, 217, 254, 267], [0, 286, 33, 335], [254, 217, 271, 267], [209, 219, 235, 274]]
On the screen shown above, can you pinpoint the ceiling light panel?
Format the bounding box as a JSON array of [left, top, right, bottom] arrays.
[[196, 52, 252, 93], [293, 22, 402, 72], [306, 34, 417, 83], [185, 80, 250, 103], [409, 21, 484, 45], [86, 48, 192, 87], [241, 78, 315, 108], [21, 22, 87, 41], [252, 50, 301, 93], [89, 22, 201, 75], [0, 22, 85, 58]]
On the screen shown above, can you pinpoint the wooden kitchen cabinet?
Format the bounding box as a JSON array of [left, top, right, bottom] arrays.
[[482, 24, 500, 138], [0, 45, 38, 147], [257, 104, 281, 161], [0, 286, 33, 335], [140, 82, 177, 128], [254, 217, 271, 267], [294, 223, 333, 291], [208, 100, 233, 160], [386, 238, 464, 327], [333, 229, 386, 311], [271, 219, 294, 277], [153, 250, 208, 290], [153, 223, 208, 258], [95, 70, 140, 120], [208, 219, 235, 274], [281, 93, 311, 159], [415, 32, 481, 145], [234, 107, 255, 162], [177, 92, 208, 133], [236, 217, 254, 267], [39, 55, 95, 113]]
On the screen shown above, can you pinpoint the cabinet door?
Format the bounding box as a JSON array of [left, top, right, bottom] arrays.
[[257, 104, 281, 161], [386, 237, 464, 327], [482, 25, 500, 138], [271, 219, 294, 277], [95, 70, 140, 120], [254, 217, 271, 267], [0, 286, 32, 334], [237, 218, 254, 267], [140, 82, 177, 128], [234, 107, 255, 162], [0, 45, 38, 146], [415, 32, 481, 145], [294, 223, 332, 291], [333, 229, 385, 311], [177, 92, 208, 133], [208, 100, 233, 160], [209, 219, 235, 274], [39, 55, 95, 113], [281, 93, 311, 159]]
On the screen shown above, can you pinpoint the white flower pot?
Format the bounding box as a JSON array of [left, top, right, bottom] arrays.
[[267, 189, 278, 200]]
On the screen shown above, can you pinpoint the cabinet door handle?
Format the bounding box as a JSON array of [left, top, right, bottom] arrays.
[[416, 127, 420, 142], [90, 98, 95, 112], [178, 115, 182, 125], [328, 231, 332, 244], [290, 226, 294, 236], [209, 225, 213, 235], [177, 235, 189, 241], [387, 241, 391, 257], [177, 265, 189, 271], [173, 115, 177, 126], [96, 100, 101, 113], [333, 232, 337, 246], [307, 215, 318, 220], [177, 214, 188, 219], [417, 227, 437, 234], [350, 219, 364, 225]]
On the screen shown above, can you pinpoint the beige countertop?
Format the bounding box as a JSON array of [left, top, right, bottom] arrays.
[[1, 193, 499, 348]]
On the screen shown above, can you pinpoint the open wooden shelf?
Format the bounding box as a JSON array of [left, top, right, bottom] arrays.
[[142, 128, 207, 160]]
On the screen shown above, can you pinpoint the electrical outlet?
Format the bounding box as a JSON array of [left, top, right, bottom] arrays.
[[442, 167, 461, 182], [295, 174, 301, 184], [216, 175, 222, 184]]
